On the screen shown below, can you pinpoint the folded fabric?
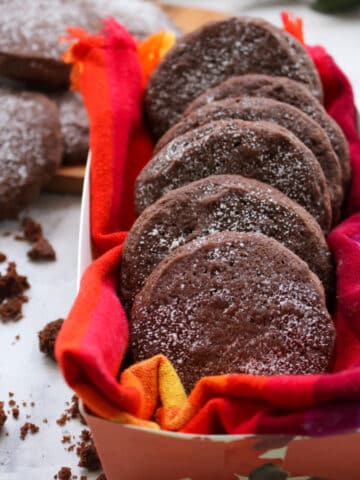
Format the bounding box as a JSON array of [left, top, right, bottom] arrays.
[[56, 16, 360, 436]]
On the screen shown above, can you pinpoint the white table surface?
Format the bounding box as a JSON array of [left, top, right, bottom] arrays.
[[0, 2, 359, 479]]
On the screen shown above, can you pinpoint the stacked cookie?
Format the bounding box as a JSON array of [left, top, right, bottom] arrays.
[[121, 17, 344, 392], [0, 0, 179, 218]]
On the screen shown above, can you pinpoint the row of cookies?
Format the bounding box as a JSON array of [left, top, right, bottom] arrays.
[[0, 0, 179, 219], [119, 17, 340, 391], [142, 17, 350, 229]]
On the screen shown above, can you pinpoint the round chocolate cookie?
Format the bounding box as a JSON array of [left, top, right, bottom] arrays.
[[51, 91, 89, 165], [155, 96, 343, 223], [0, 80, 88, 164], [135, 119, 332, 232], [186, 74, 350, 187], [0, 0, 179, 88], [0, 91, 62, 219], [144, 17, 322, 139], [0, 0, 87, 87], [121, 175, 334, 312], [130, 231, 335, 393]]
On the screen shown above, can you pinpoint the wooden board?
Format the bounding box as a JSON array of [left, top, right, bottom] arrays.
[[161, 4, 228, 33], [47, 4, 228, 195], [46, 165, 87, 195]]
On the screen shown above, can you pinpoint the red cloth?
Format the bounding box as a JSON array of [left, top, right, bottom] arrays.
[[56, 19, 360, 436], [309, 45, 360, 214]]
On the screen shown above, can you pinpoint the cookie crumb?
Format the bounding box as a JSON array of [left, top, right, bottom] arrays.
[[27, 237, 56, 261], [62, 434, 71, 444], [0, 252, 6, 263], [14, 234, 24, 241], [78, 441, 101, 471], [96, 475, 106, 480], [56, 413, 67, 426], [0, 402, 7, 428], [12, 407, 19, 419], [0, 261, 29, 322], [0, 262, 30, 302], [80, 429, 91, 442], [0, 295, 28, 321], [57, 467, 72, 480], [20, 422, 39, 440], [22, 217, 43, 243], [38, 319, 64, 359], [8, 399, 16, 407], [70, 395, 86, 424], [57, 395, 86, 426], [11, 334, 21, 345], [8, 392, 14, 397]]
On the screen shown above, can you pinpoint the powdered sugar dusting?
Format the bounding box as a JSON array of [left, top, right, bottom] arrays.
[[185, 74, 349, 184], [130, 232, 335, 391], [155, 95, 343, 218], [145, 17, 322, 137], [0, 91, 61, 216], [0, 0, 87, 58], [87, 0, 180, 40], [122, 175, 332, 310], [0, 0, 178, 61], [136, 119, 331, 231], [1, 96, 46, 172]]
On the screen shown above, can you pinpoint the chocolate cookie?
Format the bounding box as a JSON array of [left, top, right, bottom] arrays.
[[130, 231, 335, 393], [144, 17, 322, 139], [0, 75, 23, 90], [0, 80, 88, 165], [0, 0, 179, 88], [186, 74, 350, 187], [121, 175, 334, 311], [0, 91, 62, 219], [135, 120, 332, 232], [88, 0, 181, 41], [155, 97, 343, 223], [51, 91, 89, 165], [0, 1, 86, 87]]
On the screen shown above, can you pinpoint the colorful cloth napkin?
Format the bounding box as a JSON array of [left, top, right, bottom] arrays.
[[56, 17, 360, 436]]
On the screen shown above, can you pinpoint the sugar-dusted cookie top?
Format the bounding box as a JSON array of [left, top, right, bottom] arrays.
[[130, 231, 335, 393], [121, 174, 334, 311], [155, 96, 343, 223], [0, 91, 62, 219], [145, 17, 322, 138], [0, 0, 179, 87], [135, 119, 332, 232], [186, 74, 350, 187]]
